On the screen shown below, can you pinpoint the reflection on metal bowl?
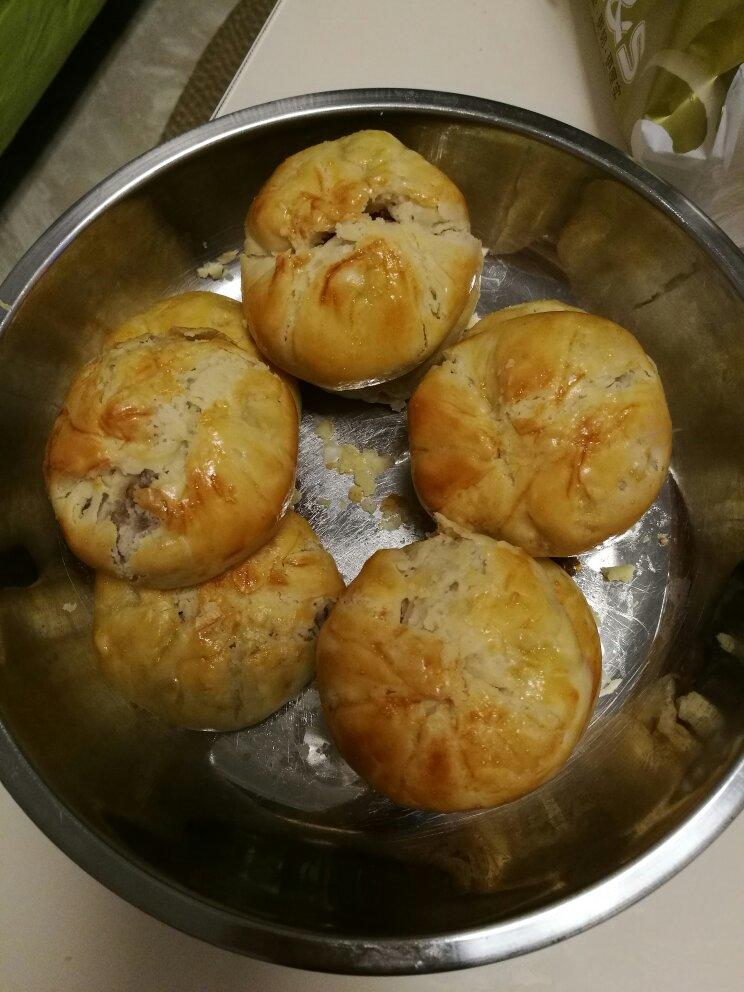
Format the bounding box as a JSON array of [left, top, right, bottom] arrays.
[[0, 90, 742, 975]]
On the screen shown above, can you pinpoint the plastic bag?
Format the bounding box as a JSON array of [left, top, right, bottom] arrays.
[[587, 0, 744, 243]]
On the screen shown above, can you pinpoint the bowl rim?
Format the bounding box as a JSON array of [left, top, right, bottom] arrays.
[[1, 88, 743, 976]]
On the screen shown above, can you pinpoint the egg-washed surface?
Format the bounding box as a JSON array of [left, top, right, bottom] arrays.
[[316, 529, 601, 812], [93, 512, 344, 731], [461, 297, 582, 339], [44, 329, 298, 588], [34, 245, 683, 835], [241, 130, 483, 390], [206, 250, 681, 830], [104, 291, 254, 351], [409, 309, 672, 557], [103, 290, 302, 411]]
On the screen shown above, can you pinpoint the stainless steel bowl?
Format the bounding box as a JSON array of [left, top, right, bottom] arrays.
[[0, 90, 742, 975]]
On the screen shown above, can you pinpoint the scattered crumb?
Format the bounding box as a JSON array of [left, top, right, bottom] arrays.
[[348, 489, 379, 514], [318, 498, 332, 509], [657, 533, 670, 546], [323, 438, 392, 494], [323, 443, 342, 469], [380, 516, 402, 530], [316, 416, 392, 506], [289, 487, 301, 508], [599, 677, 622, 697], [379, 493, 410, 531], [62, 602, 77, 613], [335, 444, 392, 495], [601, 564, 635, 583], [196, 260, 226, 280], [716, 632, 738, 655], [677, 691, 723, 739], [197, 249, 238, 280], [315, 416, 335, 442], [0, 299, 10, 312]]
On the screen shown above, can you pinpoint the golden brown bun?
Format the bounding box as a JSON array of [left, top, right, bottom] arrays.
[[93, 513, 344, 730], [462, 298, 582, 339], [105, 291, 254, 350], [242, 130, 482, 390], [248, 130, 472, 252], [104, 291, 301, 411], [45, 330, 298, 588], [409, 308, 672, 557], [316, 530, 601, 812]]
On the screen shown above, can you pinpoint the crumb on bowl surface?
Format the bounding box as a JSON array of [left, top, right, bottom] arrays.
[[601, 564, 636, 583], [716, 632, 740, 655]]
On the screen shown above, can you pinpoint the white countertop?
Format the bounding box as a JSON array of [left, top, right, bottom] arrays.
[[217, 0, 625, 143], [2, 1, 741, 988]]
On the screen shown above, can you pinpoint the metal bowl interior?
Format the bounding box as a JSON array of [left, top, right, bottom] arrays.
[[0, 91, 743, 975]]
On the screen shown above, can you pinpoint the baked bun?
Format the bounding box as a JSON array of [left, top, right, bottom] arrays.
[[409, 308, 672, 556], [105, 291, 253, 351], [462, 298, 581, 338], [316, 529, 601, 811], [104, 291, 301, 411], [93, 512, 344, 730], [45, 329, 298, 588], [241, 130, 482, 392]]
